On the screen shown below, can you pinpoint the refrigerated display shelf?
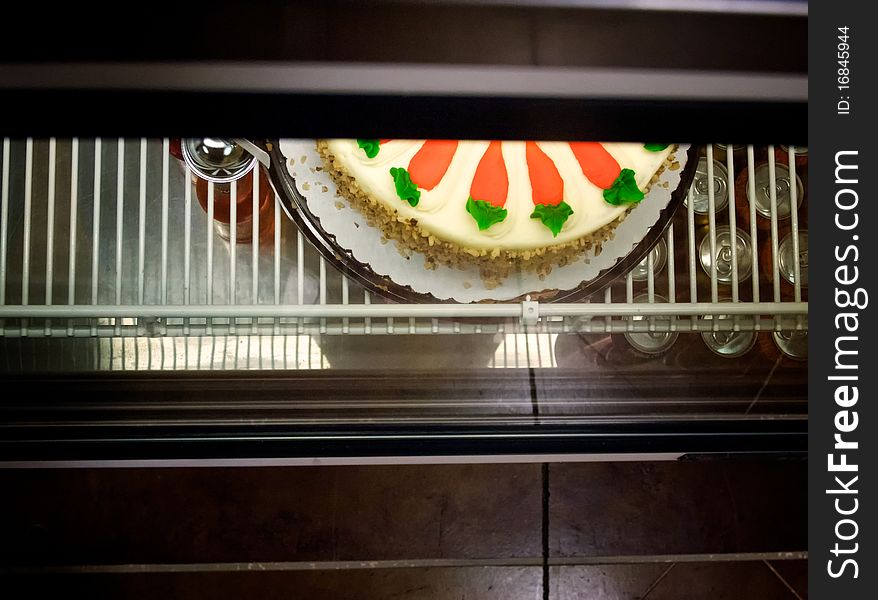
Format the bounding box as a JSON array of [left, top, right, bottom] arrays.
[[0, 138, 807, 371], [0, 141, 808, 458]]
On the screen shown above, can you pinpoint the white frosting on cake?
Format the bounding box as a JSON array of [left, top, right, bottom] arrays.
[[324, 139, 672, 252]]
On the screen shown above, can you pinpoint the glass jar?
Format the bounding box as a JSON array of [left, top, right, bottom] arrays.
[[194, 166, 274, 243], [181, 138, 275, 243]]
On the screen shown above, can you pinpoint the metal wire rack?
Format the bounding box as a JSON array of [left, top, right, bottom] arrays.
[[0, 139, 807, 370]]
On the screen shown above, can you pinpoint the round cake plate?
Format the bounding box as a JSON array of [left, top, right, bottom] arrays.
[[265, 140, 699, 304]]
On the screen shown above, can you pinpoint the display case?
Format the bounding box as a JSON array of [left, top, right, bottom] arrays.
[[0, 0, 807, 465]]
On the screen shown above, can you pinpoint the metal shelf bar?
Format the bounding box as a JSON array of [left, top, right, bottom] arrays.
[[161, 138, 170, 306], [606, 286, 614, 333], [725, 145, 740, 304], [114, 139, 124, 315], [183, 161, 192, 336], [0, 301, 806, 320], [183, 164, 192, 301], [230, 178, 237, 319], [0, 139, 809, 342], [45, 138, 57, 311], [89, 138, 101, 337], [666, 224, 676, 333], [746, 145, 761, 311], [252, 159, 260, 307], [137, 138, 146, 306], [0, 139, 9, 307], [296, 229, 304, 334], [0, 317, 802, 339], [319, 256, 326, 334], [686, 185, 697, 304], [705, 144, 718, 304], [364, 290, 372, 334], [206, 179, 214, 337], [273, 194, 281, 308], [66, 139, 79, 336], [22, 139, 33, 317], [341, 275, 350, 335], [767, 145, 781, 332], [788, 146, 802, 303], [206, 182, 214, 304]]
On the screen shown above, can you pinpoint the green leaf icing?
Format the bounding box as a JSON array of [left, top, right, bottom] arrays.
[[603, 169, 644, 205], [466, 197, 508, 231], [357, 139, 381, 158], [643, 143, 669, 152], [389, 167, 421, 207], [530, 201, 574, 237]]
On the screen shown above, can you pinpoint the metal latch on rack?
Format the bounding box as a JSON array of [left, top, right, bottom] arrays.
[[233, 139, 271, 168], [521, 296, 540, 327]]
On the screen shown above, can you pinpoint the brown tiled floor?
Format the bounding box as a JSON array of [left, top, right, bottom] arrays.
[[0, 461, 807, 598], [549, 460, 807, 557], [549, 564, 668, 600], [550, 561, 807, 599], [768, 560, 808, 599], [646, 562, 802, 600], [0, 464, 541, 566]]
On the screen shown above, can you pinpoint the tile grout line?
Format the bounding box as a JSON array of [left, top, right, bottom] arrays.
[[763, 559, 805, 600], [744, 353, 783, 414], [528, 366, 540, 418], [530, 328, 544, 600], [639, 562, 676, 600], [542, 462, 550, 600]]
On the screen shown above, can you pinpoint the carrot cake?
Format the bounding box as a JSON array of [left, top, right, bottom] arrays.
[[319, 139, 674, 286]]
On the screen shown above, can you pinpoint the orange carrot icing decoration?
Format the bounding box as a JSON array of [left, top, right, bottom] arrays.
[[568, 142, 644, 205], [390, 140, 459, 207], [568, 142, 620, 188], [408, 140, 459, 191], [527, 142, 573, 237], [465, 141, 509, 230], [526, 142, 564, 206]]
